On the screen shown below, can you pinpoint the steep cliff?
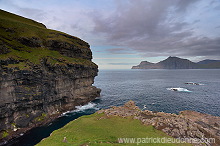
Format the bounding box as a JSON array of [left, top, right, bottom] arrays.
[[0, 9, 101, 142]]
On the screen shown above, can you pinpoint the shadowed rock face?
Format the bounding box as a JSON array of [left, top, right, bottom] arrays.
[[0, 63, 100, 130], [98, 101, 220, 146], [0, 9, 100, 142]]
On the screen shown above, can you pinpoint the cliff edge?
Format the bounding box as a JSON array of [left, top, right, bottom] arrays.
[[0, 9, 101, 143]]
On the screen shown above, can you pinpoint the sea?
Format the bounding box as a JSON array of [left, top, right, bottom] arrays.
[[6, 69, 220, 146]]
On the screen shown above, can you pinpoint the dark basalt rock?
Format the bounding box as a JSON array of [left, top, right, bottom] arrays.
[[18, 37, 43, 47], [46, 39, 92, 60], [0, 57, 101, 143], [0, 45, 10, 54]]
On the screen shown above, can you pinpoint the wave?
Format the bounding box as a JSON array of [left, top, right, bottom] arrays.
[[167, 87, 192, 92], [61, 102, 98, 116], [75, 102, 98, 112]]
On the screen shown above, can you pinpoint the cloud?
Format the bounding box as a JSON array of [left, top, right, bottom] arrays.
[[16, 7, 47, 23], [175, 0, 199, 12], [108, 63, 137, 65], [180, 37, 220, 56], [91, 0, 220, 58], [106, 48, 135, 54], [93, 0, 173, 42], [0, 0, 101, 44], [1, 0, 220, 61]]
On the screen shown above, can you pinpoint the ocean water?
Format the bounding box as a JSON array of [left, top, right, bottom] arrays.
[[94, 69, 220, 116], [7, 69, 220, 146]]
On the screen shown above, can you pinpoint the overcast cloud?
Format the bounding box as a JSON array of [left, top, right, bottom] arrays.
[[91, 0, 220, 58], [0, 0, 220, 69]]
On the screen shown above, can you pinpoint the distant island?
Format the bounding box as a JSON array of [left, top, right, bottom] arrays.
[[132, 56, 220, 69]]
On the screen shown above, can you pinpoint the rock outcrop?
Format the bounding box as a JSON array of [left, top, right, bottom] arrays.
[[0, 9, 100, 143], [98, 101, 220, 146], [132, 56, 220, 69]]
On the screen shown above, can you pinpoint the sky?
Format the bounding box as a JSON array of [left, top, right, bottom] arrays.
[[0, 0, 220, 69]]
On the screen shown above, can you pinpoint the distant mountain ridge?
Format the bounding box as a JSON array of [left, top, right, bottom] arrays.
[[132, 56, 220, 69], [197, 59, 220, 64]]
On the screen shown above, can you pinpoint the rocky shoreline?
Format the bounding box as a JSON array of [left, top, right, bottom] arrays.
[[97, 101, 220, 146]]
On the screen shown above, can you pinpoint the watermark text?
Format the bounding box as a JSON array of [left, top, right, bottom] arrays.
[[118, 137, 215, 145]]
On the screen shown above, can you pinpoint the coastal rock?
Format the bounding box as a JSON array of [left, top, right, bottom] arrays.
[[98, 101, 220, 145]]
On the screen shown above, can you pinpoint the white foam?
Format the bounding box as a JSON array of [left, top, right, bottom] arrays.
[[167, 87, 192, 92], [61, 102, 98, 116], [61, 111, 70, 116], [74, 102, 98, 112]]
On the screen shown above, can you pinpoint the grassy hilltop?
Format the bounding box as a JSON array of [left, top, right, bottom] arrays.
[[0, 9, 96, 70]]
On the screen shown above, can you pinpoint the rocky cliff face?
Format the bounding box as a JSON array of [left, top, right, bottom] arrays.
[[0, 9, 100, 142]]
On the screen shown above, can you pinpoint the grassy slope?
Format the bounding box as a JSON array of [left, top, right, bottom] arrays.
[[0, 9, 96, 69], [37, 113, 191, 146]]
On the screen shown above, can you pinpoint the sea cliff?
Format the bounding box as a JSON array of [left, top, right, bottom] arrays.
[[0, 9, 100, 143]]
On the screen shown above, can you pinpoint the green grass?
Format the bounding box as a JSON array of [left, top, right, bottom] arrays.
[[0, 9, 96, 69], [0, 9, 88, 47], [36, 113, 191, 146], [34, 113, 47, 122], [0, 48, 96, 69], [1, 131, 9, 138]]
